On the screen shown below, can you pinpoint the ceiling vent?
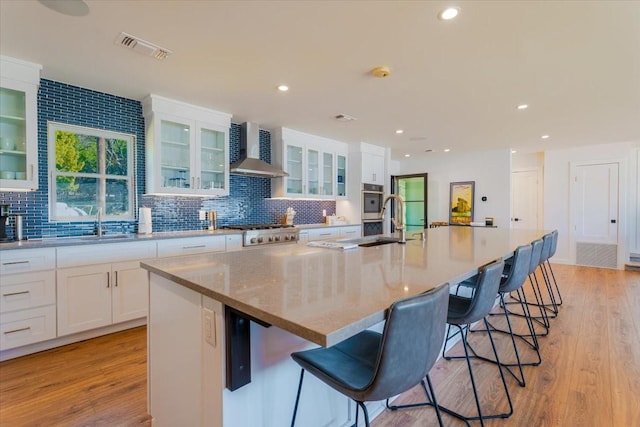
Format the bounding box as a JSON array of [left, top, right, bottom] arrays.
[[115, 32, 172, 60], [335, 114, 357, 122]]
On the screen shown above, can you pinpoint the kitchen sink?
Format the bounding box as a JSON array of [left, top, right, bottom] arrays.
[[357, 238, 400, 247]]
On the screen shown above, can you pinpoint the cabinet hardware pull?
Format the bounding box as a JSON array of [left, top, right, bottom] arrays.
[[183, 245, 206, 249], [197, 177, 201, 189], [191, 177, 195, 189], [115, 271, 118, 287], [30, 164, 34, 180], [107, 272, 110, 288], [4, 326, 31, 335], [2, 260, 30, 266], [2, 291, 30, 297]]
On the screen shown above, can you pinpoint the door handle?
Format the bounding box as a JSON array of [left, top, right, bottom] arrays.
[[611, 219, 616, 224]]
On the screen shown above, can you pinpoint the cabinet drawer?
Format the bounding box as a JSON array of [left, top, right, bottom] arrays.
[[157, 236, 226, 258], [0, 305, 56, 351], [339, 226, 361, 237], [57, 241, 157, 268], [308, 228, 340, 241], [0, 271, 56, 314], [0, 248, 56, 275]]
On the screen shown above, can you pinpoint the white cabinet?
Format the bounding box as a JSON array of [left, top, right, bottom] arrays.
[[157, 235, 226, 258], [336, 151, 348, 198], [362, 151, 385, 185], [0, 248, 56, 350], [307, 227, 341, 241], [0, 56, 41, 191], [56, 242, 156, 336], [143, 95, 231, 196], [225, 234, 243, 252], [339, 225, 361, 238], [272, 128, 347, 198]]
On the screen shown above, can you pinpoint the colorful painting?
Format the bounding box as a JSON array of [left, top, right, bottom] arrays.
[[449, 181, 475, 225]]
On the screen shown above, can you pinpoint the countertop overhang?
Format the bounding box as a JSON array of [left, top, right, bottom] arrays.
[[141, 227, 548, 347]]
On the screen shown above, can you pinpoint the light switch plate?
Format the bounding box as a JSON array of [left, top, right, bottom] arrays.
[[203, 308, 216, 347]]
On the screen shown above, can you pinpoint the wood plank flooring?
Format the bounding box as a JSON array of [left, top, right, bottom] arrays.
[[0, 264, 638, 426]]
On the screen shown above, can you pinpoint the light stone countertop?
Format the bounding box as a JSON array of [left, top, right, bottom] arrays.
[[0, 229, 243, 250], [141, 226, 548, 347]]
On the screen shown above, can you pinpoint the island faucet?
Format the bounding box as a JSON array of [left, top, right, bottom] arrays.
[[380, 194, 406, 243], [95, 207, 103, 238]]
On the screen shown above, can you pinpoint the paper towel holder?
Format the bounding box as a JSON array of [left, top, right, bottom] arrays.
[[138, 207, 153, 234]]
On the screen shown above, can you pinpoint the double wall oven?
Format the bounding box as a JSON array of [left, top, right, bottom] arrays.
[[362, 183, 384, 236]]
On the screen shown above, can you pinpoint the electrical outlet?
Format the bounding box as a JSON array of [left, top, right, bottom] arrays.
[[198, 210, 206, 221], [203, 308, 216, 347]]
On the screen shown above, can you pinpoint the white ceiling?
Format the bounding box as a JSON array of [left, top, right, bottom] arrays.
[[1, 0, 639, 160]]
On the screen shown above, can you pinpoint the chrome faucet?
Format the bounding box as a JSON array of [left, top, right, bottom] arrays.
[[380, 194, 406, 243], [95, 208, 103, 238]]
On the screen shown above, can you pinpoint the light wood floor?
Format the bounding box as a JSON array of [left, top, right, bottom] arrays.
[[1, 264, 638, 426]]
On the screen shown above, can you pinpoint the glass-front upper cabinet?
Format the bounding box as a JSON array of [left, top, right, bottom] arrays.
[[322, 152, 334, 197], [199, 125, 226, 191], [0, 56, 41, 191], [336, 154, 347, 198], [272, 127, 347, 199], [286, 144, 303, 195], [143, 95, 231, 196]]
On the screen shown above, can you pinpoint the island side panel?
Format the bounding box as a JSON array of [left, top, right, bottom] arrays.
[[148, 273, 223, 427]]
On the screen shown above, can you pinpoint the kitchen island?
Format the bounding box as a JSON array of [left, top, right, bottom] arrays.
[[141, 226, 547, 427]]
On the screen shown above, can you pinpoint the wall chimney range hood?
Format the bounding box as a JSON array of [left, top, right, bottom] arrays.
[[229, 122, 288, 178]]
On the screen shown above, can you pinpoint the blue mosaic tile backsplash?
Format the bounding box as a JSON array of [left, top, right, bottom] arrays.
[[0, 79, 335, 239]]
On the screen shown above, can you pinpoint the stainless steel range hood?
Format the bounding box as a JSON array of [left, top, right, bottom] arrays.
[[229, 122, 288, 178]]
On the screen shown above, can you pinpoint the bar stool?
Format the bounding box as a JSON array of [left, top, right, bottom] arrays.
[[290, 285, 450, 427], [470, 244, 540, 387], [506, 238, 551, 336], [440, 260, 513, 426], [542, 230, 563, 306], [537, 233, 559, 317]]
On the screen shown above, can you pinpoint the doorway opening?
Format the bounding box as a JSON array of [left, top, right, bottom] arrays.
[[391, 174, 428, 234]]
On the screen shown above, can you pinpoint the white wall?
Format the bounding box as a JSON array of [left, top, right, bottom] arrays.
[[392, 149, 512, 228], [543, 141, 639, 266]]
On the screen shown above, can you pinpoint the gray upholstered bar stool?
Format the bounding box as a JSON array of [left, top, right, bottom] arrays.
[[505, 238, 551, 336], [440, 260, 512, 426], [290, 284, 450, 427], [541, 230, 563, 306], [470, 244, 540, 387]]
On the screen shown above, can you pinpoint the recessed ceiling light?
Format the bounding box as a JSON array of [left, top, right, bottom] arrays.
[[277, 85, 289, 92], [541, 134, 550, 139], [396, 129, 404, 134], [404, 154, 411, 157], [511, 150, 517, 154], [424, 149, 433, 153], [517, 104, 528, 110], [335, 114, 357, 122], [444, 148, 451, 152], [438, 7, 460, 20]]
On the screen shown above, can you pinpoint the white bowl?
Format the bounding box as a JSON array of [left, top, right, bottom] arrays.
[[0, 138, 16, 151]]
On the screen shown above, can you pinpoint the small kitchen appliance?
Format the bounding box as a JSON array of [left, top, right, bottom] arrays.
[[138, 207, 152, 234], [0, 204, 11, 242], [223, 223, 299, 247]]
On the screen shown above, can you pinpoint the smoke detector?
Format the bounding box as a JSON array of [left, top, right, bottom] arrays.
[[335, 114, 357, 122], [371, 66, 391, 78], [115, 32, 172, 60]]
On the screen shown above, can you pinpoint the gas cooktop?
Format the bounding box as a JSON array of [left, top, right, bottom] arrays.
[[223, 224, 298, 246]]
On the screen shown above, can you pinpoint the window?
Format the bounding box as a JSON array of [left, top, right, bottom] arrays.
[[48, 122, 135, 221]]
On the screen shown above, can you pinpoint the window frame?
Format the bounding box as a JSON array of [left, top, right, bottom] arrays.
[[47, 122, 136, 222]]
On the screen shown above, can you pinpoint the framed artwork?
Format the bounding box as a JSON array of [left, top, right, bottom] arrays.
[[449, 181, 475, 225]]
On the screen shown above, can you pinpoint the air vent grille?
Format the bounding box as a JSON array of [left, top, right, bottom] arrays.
[[115, 32, 172, 60], [576, 242, 617, 269]]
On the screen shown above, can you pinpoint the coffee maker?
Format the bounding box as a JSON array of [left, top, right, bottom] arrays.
[[0, 204, 10, 242]]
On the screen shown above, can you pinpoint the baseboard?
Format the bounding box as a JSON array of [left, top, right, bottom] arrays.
[[625, 263, 640, 272]]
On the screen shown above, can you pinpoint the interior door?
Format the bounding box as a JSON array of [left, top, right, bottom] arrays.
[[511, 170, 539, 229], [392, 174, 427, 233], [572, 162, 619, 243]]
